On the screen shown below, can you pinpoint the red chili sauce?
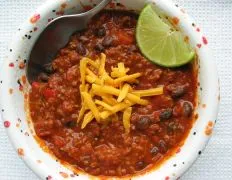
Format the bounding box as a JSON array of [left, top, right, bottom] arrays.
[[29, 11, 197, 177]]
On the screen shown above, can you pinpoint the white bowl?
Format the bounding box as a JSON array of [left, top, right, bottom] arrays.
[[0, 0, 219, 179]]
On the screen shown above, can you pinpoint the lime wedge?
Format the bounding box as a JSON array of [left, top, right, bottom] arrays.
[[136, 4, 195, 67]]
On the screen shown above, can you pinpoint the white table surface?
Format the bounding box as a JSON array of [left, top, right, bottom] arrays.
[[0, 0, 231, 179]]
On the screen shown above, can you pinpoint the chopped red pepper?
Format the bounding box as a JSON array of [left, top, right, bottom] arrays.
[[116, 32, 134, 45], [43, 88, 56, 99], [153, 111, 160, 121]]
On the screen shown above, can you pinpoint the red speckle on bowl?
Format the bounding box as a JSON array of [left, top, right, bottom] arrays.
[[17, 148, 24, 156], [184, 36, 189, 43], [59, 172, 69, 178], [197, 44, 202, 48], [46, 175, 52, 180], [56, 11, 64, 16], [30, 14, 40, 24], [61, 3, 67, 9], [9, 63, 14, 67], [180, 9, 185, 13], [19, 61, 25, 69], [202, 36, 208, 45], [172, 17, 179, 25], [19, 85, 23, 91], [4, 121, 10, 128], [196, 28, 200, 32], [165, 176, 170, 180], [24, 132, 29, 136], [176, 148, 181, 154], [9, 88, 13, 94], [205, 121, 214, 136], [37, 160, 42, 163]]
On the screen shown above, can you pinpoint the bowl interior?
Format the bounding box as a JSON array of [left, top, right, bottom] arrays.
[[0, 0, 219, 179]]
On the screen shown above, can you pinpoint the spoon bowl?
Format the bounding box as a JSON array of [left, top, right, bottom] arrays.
[[27, 0, 111, 83]]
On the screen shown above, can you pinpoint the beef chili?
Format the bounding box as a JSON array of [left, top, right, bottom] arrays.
[[29, 11, 197, 177]]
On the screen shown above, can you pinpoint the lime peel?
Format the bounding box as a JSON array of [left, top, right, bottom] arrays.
[[136, 4, 195, 67]]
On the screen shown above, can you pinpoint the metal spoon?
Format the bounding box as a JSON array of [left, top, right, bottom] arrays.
[[27, 0, 111, 83]]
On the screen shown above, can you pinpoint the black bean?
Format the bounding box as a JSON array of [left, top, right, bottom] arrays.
[[76, 42, 86, 55], [159, 140, 168, 153], [183, 101, 193, 117], [38, 73, 49, 82], [122, 16, 133, 28], [79, 36, 89, 42], [44, 64, 54, 74], [95, 27, 106, 37], [136, 116, 151, 130], [172, 86, 185, 98], [65, 120, 76, 128], [75, 32, 81, 37], [150, 146, 159, 155], [102, 35, 114, 47], [135, 161, 146, 170], [95, 43, 105, 52], [169, 85, 187, 98], [159, 108, 173, 121]]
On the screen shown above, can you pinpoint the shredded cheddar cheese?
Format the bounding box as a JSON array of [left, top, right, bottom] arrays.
[[81, 111, 94, 129], [78, 53, 163, 131], [81, 92, 100, 122], [133, 87, 164, 97], [114, 73, 141, 85], [78, 105, 86, 123], [95, 100, 114, 111], [86, 58, 99, 68], [123, 107, 132, 133], [101, 95, 118, 105], [117, 84, 130, 102], [99, 53, 106, 75], [79, 58, 87, 91], [100, 101, 133, 119]]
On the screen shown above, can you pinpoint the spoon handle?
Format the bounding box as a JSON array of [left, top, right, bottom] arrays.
[[85, 0, 112, 19]]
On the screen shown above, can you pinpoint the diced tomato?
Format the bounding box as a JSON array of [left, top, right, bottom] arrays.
[[116, 32, 134, 45], [173, 103, 183, 117], [43, 88, 56, 99], [151, 136, 160, 144], [153, 111, 160, 121], [32, 82, 40, 90], [52, 136, 65, 147]]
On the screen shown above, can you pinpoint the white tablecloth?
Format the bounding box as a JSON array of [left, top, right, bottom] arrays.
[[0, 0, 231, 179]]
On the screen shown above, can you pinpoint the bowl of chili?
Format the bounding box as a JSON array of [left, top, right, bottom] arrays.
[[0, 0, 219, 179]]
